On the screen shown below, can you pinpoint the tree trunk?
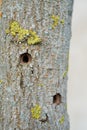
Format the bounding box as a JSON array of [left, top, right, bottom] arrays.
[[0, 0, 73, 130]]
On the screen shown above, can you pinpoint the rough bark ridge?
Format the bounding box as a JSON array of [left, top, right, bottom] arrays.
[[0, 0, 73, 130]]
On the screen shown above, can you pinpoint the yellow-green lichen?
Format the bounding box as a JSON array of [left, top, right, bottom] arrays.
[[51, 15, 65, 29], [51, 15, 60, 29], [63, 67, 68, 78], [18, 28, 29, 41], [0, 80, 3, 84], [28, 30, 41, 45], [60, 19, 65, 25], [38, 83, 44, 87], [31, 104, 41, 119], [63, 53, 69, 78], [6, 20, 41, 45], [59, 115, 65, 124]]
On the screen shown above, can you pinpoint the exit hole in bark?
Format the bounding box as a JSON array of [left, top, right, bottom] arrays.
[[53, 93, 61, 105], [20, 53, 32, 64]]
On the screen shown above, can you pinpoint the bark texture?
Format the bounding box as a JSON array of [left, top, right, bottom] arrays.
[[0, 0, 73, 130]]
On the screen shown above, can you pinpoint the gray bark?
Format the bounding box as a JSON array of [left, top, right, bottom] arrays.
[[0, 0, 73, 130]]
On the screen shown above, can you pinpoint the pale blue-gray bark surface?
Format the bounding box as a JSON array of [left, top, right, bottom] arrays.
[[0, 0, 73, 130]]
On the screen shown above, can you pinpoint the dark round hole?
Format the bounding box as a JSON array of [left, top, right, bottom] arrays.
[[53, 93, 61, 105], [20, 53, 32, 64], [23, 55, 29, 63]]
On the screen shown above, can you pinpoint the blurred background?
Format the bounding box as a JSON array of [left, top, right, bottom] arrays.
[[68, 0, 87, 130]]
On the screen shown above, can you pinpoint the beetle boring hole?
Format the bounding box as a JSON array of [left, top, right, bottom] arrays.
[[20, 53, 32, 64], [53, 93, 61, 105], [31, 70, 34, 74]]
